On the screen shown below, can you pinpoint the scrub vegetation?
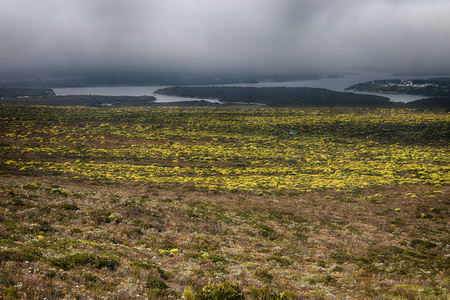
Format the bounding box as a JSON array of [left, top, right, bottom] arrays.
[[0, 105, 448, 299]]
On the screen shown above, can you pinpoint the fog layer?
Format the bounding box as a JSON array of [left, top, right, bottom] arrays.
[[1, 0, 450, 78]]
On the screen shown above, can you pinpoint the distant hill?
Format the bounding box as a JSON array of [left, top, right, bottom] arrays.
[[0, 73, 323, 88], [155, 86, 392, 107], [0, 88, 55, 98]]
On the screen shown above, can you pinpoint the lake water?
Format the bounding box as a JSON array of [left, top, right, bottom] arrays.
[[53, 86, 218, 103], [53, 72, 439, 103]]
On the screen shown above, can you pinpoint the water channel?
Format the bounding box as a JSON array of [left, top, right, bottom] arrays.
[[53, 72, 440, 103]]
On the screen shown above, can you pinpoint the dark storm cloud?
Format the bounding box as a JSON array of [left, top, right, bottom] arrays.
[[1, 0, 450, 76]]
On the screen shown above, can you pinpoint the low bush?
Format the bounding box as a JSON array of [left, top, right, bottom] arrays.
[[194, 281, 244, 300], [51, 253, 119, 271], [0, 247, 42, 262], [248, 284, 293, 300]]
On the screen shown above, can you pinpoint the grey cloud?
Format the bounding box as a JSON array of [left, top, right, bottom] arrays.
[[1, 0, 450, 78]]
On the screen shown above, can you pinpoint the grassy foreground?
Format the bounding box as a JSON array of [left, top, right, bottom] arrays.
[[0, 105, 449, 299]]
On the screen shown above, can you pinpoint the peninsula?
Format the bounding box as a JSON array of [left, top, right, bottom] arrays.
[[346, 78, 450, 97]]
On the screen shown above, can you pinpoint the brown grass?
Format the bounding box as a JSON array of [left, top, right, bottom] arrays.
[[0, 174, 448, 299]]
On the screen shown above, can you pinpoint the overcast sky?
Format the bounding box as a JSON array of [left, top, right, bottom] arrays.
[[2, 0, 450, 78]]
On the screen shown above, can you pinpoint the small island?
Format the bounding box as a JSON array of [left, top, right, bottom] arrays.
[[0, 88, 56, 98]]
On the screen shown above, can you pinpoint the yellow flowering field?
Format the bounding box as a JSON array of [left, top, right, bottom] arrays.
[[1, 105, 448, 193], [0, 105, 448, 299]]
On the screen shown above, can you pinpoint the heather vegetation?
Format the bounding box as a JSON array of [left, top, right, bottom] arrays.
[[0, 105, 448, 299]]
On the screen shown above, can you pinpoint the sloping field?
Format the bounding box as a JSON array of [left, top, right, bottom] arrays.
[[0, 105, 448, 299]]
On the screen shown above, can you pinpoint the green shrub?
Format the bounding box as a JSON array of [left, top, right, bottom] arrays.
[[11, 198, 25, 206], [256, 224, 277, 239], [70, 228, 83, 234], [50, 188, 68, 197], [321, 275, 337, 284], [329, 250, 353, 264], [2, 287, 19, 299], [22, 183, 41, 190], [89, 208, 113, 224], [316, 260, 327, 268], [194, 281, 244, 300], [58, 202, 79, 211], [0, 269, 15, 287], [254, 268, 273, 283], [183, 286, 195, 299], [248, 284, 293, 300], [132, 261, 169, 279], [145, 274, 169, 297], [410, 239, 437, 250], [145, 275, 168, 290], [51, 253, 119, 271], [0, 247, 42, 262], [83, 272, 99, 282], [268, 255, 292, 266]]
